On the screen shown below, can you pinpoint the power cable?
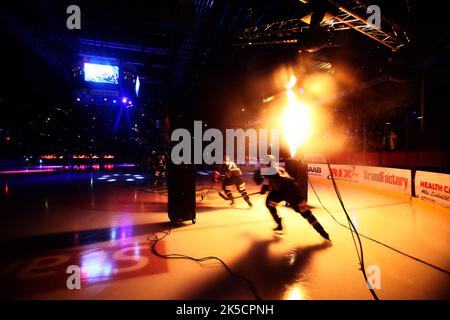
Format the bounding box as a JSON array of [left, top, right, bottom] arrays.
[[324, 160, 380, 300], [308, 176, 450, 276], [147, 227, 263, 300]]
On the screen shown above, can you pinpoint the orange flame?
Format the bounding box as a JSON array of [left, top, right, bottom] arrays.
[[282, 75, 311, 158]]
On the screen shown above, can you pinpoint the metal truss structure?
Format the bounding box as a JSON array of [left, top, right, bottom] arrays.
[[232, 17, 310, 47], [233, 0, 411, 52]]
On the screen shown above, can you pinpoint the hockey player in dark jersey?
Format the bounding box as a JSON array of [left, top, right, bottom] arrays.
[[153, 154, 167, 186], [254, 155, 330, 240], [213, 156, 253, 207]]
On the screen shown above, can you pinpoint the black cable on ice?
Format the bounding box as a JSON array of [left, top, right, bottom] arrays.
[[308, 178, 450, 276], [324, 160, 380, 300], [147, 227, 263, 300]]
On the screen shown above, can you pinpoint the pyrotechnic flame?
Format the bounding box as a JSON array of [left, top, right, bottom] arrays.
[[282, 75, 311, 158], [285, 75, 297, 90]]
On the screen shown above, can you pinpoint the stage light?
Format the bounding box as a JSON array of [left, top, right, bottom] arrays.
[[135, 76, 140, 97], [113, 99, 117, 104], [104, 98, 108, 101], [76, 97, 81, 101], [122, 97, 128, 104]]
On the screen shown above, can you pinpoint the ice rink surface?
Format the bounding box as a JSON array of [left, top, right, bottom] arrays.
[[0, 171, 448, 299]]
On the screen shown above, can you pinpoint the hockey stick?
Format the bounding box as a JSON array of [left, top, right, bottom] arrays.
[[218, 191, 318, 209], [218, 191, 260, 200], [200, 182, 216, 200]]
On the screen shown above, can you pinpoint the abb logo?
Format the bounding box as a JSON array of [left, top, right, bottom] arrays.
[[308, 167, 322, 174]]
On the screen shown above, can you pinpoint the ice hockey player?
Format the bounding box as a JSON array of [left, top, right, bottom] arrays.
[[153, 154, 167, 186], [213, 156, 253, 207], [254, 155, 330, 240]]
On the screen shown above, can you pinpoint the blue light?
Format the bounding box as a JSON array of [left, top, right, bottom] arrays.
[[113, 99, 117, 104], [135, 76, 140, 97]]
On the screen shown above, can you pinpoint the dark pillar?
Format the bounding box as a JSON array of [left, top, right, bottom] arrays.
[[168, 161, 196, 224], [167, 105, 196, 224], [285, 158, 308, 201]]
